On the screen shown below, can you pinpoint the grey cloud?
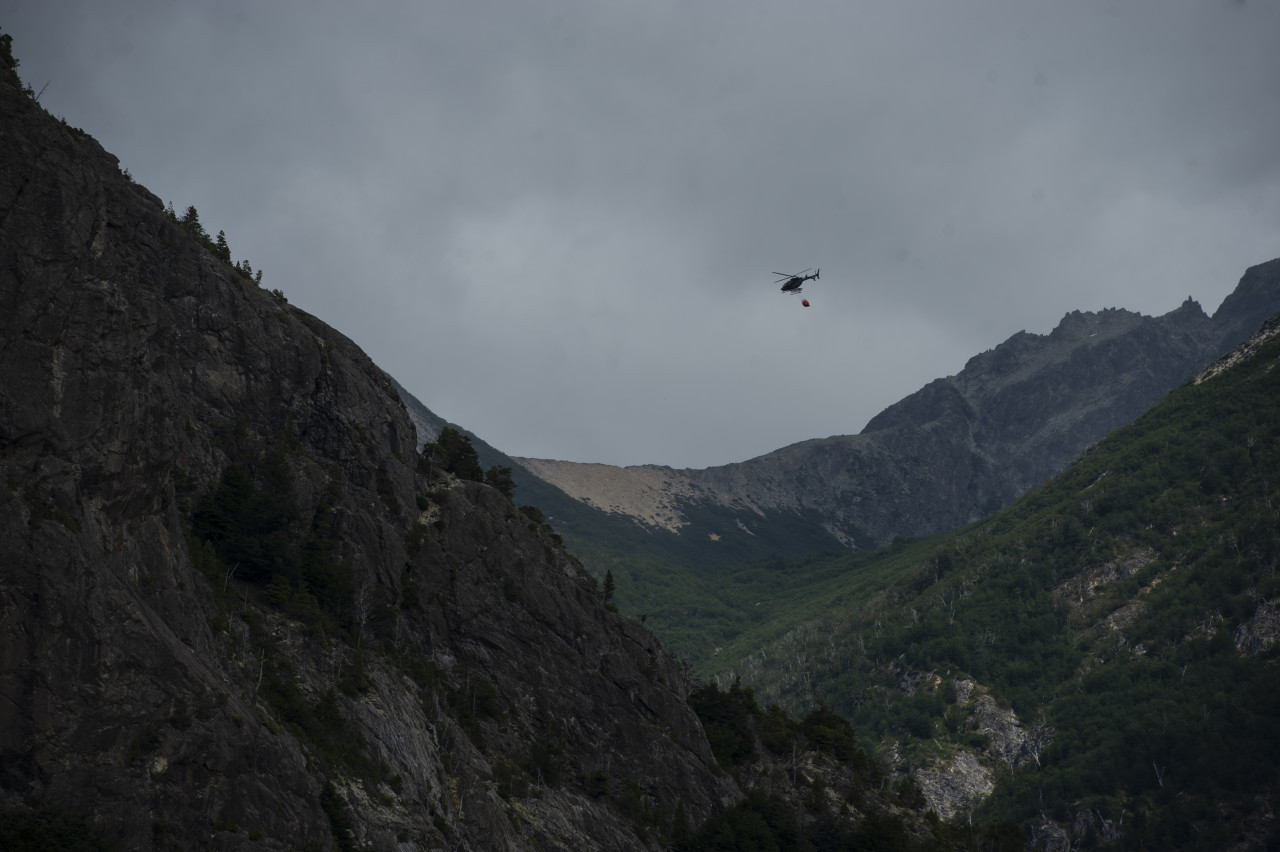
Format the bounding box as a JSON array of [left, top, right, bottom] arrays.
[[6, 0, 1277, 467]]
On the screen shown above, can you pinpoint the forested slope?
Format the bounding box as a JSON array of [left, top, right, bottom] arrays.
[[704, 317, 1280, 849]]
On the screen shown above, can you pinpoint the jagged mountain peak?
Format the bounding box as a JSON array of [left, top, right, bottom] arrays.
[[517, 272, 1277, 558]]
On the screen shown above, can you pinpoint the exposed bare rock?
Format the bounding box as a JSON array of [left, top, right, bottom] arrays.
[[959, 682, 1051, 775], [1235, 599, 1280, 655], [914, 751, 994, 821], [1055, 546, 1158, 606], [1029, 820, 1072, 852], [1198, 312, 1280, 384], [512, 459, 698, 532]]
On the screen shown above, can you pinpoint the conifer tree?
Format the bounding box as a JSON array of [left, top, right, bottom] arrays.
[[484, 465, 515, 498], [426, 427, 483, 481], [180, 205, 208, 240], [214, 230, 232, 262]]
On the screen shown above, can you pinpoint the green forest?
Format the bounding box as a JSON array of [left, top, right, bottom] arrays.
[[669, 325, 1280, 848]]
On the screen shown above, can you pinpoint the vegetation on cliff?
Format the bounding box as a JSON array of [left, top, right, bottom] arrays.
[[703, 319, 1280, 848], [684, 678, 1026, 851]]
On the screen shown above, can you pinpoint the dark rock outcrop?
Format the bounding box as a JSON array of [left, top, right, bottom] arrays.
[[0, 48, 735, 850]]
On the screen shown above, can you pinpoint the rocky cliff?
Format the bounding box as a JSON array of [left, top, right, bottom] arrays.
[[0, 44, 738, 849], [517, 263, 1280, 550]]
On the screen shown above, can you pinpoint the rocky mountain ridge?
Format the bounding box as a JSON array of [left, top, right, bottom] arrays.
[[516, 264, 1280, 551], [0, 43, 740, 849]]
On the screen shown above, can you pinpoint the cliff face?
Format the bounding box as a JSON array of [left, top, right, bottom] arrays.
[[519, 267, 1280, 551], [0, 53, 732, 850]]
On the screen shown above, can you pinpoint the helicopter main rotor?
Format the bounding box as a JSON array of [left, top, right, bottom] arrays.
[[772, 268, 813, 282]]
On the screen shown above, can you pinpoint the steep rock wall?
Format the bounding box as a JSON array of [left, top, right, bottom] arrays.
[[0, 56, 732, 850]]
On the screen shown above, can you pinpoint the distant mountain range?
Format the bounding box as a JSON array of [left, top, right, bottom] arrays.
[[511, 262, 1280, 552]]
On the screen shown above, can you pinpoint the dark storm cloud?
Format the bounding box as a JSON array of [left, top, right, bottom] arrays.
[[6, 1, 1278, 467]]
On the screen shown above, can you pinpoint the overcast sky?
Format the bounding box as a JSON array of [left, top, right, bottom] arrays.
[[6, 2, 1278, 468]]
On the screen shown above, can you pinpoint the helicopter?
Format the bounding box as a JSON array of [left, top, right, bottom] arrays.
[[774, 268, 819, 294]]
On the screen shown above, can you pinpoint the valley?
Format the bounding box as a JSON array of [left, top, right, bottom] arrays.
[[4, 23, 1280, 848]]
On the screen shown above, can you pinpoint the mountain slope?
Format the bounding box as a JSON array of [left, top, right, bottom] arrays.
[[705, 315, 1280, 849], [0, 44, 740, 850]]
